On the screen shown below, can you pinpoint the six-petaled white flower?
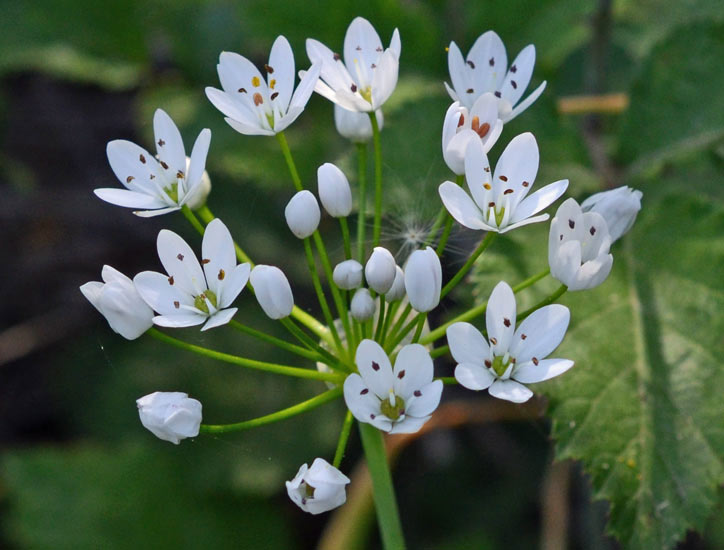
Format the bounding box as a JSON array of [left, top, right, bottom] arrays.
[[445, 30, 546, 122], [448, 281, 573, 403], [344, 340, 443, 434], [205, 36, 321, 136], [439, 133, 568, 233], [286, 458, 350, 515], [134, 219, 251, 330], [549, 198, 613, 291], [442, 93, 503, 175], [136, 391, 202, 444], [306, 16, 401, 112], [95, 109, 211, 217]]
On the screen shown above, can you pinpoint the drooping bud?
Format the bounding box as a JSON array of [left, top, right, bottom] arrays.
[[581, 186, 642, 243], [364, 247, 397, 294], [286, 458, 350, 515], [334, 105, 384, 143], [404, 247, 442, 312], [285, 190, 320, 239], [350, 288, 376, 321], [333, 259, 364, 290], [250, 265, 294, 319], [385, 266, 406, 302], [136, 391, 202, 445], [317, 163, 352, 217]]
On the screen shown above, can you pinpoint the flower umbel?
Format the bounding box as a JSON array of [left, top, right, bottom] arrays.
[[448, 281, 573, 403]]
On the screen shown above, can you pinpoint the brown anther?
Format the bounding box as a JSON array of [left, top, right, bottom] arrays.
[[484, 167, 491, 172], [510, 64, 517, 73], [457, 113, 465, 128], [476, 122, 490, 138], [126, 176, 135, 183], [503, 188, 514, 195], [489, 57, 495, 66], [532, 357, 539, 366], [467, 60, 476, 69], [173, 301, 180, 309], [371, 361, 380, 371], [160, 161, 169, 170], [488, 201, 496, 208], [253, 93, 264, 106], [177, 253, 184, 261], [371, 63, 377, 69], [150, 174, 155, 180], [355, 45, 362, 51], [201, 259, 210, 265], [522, 181, 530, 187], [264, 64, 274, 74], [484, 359, 492, 367], [271, 92, 279, 100], [350, 84, 357, 92], [510, 358, 516, 364], [521, 333, 527, 340], [503, 318, 511, 327], [176, 170, 184, 179], [398, 370, 406, 379], [168, 276, 174, 285], [414, 390, 422, 397], [238, 87, 247, 93], [483, 183, 492, 190], [370, 414, 376, 419], [590, 226, 597, 235], [568, 219, 575, 229], [158, 139, 165, 146], [360, 388, 369, 395], [466, 88, 474, 94], [560, 234, 564, 240], [499, 175, 508, 182], [494, 91, 501, 98], [333, 53, 341, 61], [376, 46, 383, 52], [490, 337, 498, 345], [511, 80, 517, 89], [217, 268, 225, 280]]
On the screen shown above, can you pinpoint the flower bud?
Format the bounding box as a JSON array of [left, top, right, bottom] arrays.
[[317, 163, 352, 217], [385, 266, 406, 302], [364, 247, 397, 294], [333, 259, 364, 290], [136, 391, 202, 444], [334, 105, 384, 143], [185, 157, 212, 210], [350, 288, 376, 321], [80, 265, 154, 340], [285, 190, 320, 239], [581, 186, 642, 243], [404, 247, 442, 312], [286, 458, 350, 515], [250, 265, 294, 319]]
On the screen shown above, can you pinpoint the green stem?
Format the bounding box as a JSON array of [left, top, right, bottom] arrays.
[[359, 423, 406, 550], [279, 317, 345, 370], [340, 217, 352, 259], [181, 205, 206, 235], [384, 303, 412, 350], [440, 232, 497, 299], [356, 142, 368, 262], [333, 410, 355, 468], [229, 319, 321, 362], [436, 216, 454, 255], [148, 328, 343, 383], [380, 300, 400, 344], [385, 311, 424, 354], [436, 377, 457, 385], [195, 205, 253, 265], [424, 207, 447, 247], [430, 345, 448, 359], [374, 298, 387, 342], [517, 284, 568, 321], [276, 131, 303, 191], [411, 314, 426, 344], [369, 112, 383, 247], [200, 388, 342, 434]]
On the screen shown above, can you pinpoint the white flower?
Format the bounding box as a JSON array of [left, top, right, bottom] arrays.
[[439, 133, 568, 233], [136, 391, 202, 444], [365, 246, 397, 294], [344, 340, 443, 433], [445, 30, 546, 122], [95, 109, 211, 217], [335, 105, 384, 142], [448, 281, 573, 403], [80, 265, 154, 340], [442, 94, 503, 175], [549, 198, 613, 291], [134, 219, 251, 330], [317, 163, 352, 217], [350, 288, 376, 321], [205, 36, 321, 136], [250, 265, 295, 319], [404, 247, 442, 312], [285, 190, 321, 238], [385, 265, 406, 302], [286, 458, 350, 515], [306, 17, 401, 112], [333, 259, 364, 290], [581, 186, 642, 243]]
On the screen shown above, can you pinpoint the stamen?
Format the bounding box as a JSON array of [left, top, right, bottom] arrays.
[[271, 92, 279, 100], [370, 414, 376, 419], [476, 122, 490, 138], [568, 219, 575, 229], [484, 167, 491, 173], [457, 114, 465, 128], [371, 361, 380, 371], [522, 181, 529, 187], [484, 360, 492, 367], [264, 64, 274, 74], [218, 269, 225, 280], [269, 79, 276, 89], [355, 45, 362, 51], [511, 65, 517, 73], [173, 301, 180, 309], [490, 337, 498, 345], [590, 226, 597, 235], [488, 202, 495, 208], [376, 46, 382, 52], [126, 176, 134, 183], [160, 161, 169, 170], [350, 84, 357, 92], [467, 60, 476, 69], [201, 259, 210, 264], [150, 174, 155, 179], [499, 175, 508, 182], [176, 170, 184, 179], [494, 91, 501, 98], [158, 139, 165, 146], [360, 388, 369, 395], [483, 183, 492, 190], [489, 57, 495, 66], [511, 80, 517, 89], [503, 189, 514, 195], [253, 93, 264, 106], [532, 357, 539, 366], [521, 333, 527, 340], [333, 53, 341, 61], [168, 276, 174, 285], [503, 318, 511, 327], [466, 88, 474, 94], [251, 76, 261, 87], [397, 370, 406, 379], [560, 234, 564, 240], [371, 63, 376, 69], [238, 88, 247, 93], [139, 154, 146, 164], [471, 116, 480, 133], [177, 254, 184, 261], [414, 390, 422, 397]]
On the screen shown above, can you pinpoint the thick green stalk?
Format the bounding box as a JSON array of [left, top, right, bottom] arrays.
[[229, 319, 321, 362], [358, 423, 406, 550], [384, 303, 412, 350], [369, 113, 383, 247], [356, 142, 368, 262], [374, 298, 387, 342], [440, 232, 497, 299], [424, 207, 447, 247], [340, 217, 352, 259], [181, 205, 206, 235], [148, 328, 343, 383], [333, 410, 355, 468], [435, 174, 465, 255], [200, 388, 342, 434], [276, 131, 303, 191], [517, 284, 568, 321], [279, 317, 346, 370], [385, 312, 424, 354]]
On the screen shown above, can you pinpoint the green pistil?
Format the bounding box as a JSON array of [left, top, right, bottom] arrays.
[[304, 483, 315, 499], [164, 182, 179, 203], [491, 355, 509, 377], [380, 395, 406, 420], [360, 86, 373, 103], [266, 112, 275, 129], [194, 289, 218, 313], [494, 206, 506, 227]]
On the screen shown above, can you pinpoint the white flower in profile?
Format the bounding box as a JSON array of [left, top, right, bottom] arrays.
[[136, 391, 202, 444], [80, 266, 154, 340], [581, 186, 642, 243], [344, 340, 443, 434], [445, 30, 546, 122], [439, 133, 568, 233], [250, 265, 295, 319], [205, 36, 321, 136], [134, 219, 251, 330], [95, 109, 211, 217], [549, 198, 613, 291], [306, 17, 401, 112], [448, 281, 573, 403], [334, 104, 384, 142], [442, 93, 503, 175], [286, 458, 350, 515]]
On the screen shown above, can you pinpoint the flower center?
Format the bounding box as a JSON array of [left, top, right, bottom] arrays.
[[304, 482, 316, 499], [491, 355, 512, 377], [164, 182, 179, 203], [494, 206, 506, 226], [380, 394, 406, 420], [359, 86, 373, 104], [193, 289, 218, 314]]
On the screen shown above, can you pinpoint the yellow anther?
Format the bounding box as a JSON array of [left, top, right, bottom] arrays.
[[270, 79, 276, 89], [252, 76, 261, 87]]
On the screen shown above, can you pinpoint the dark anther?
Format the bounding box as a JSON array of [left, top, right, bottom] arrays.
[[333, 53, 341, 61], [494, 91, 501, 98], [522, 181, 529, 187], [490, 337, 498, 345], [511, 80, 517, 89], [590, 226, 597, 235], [173, 301, 180, 309], [360, 388, 369, 395], [271, 92, 279, 100], [201, 259, 210, 264], [568, 219, 575, 229], [238, 88, 247, 93], [218, 269, 225, 280], [414, 390, 422, 397], [160, 161, 169, 169], [503, 318, 511, 327], [484, 359, 492, 367], [350, 84, 358, 92], [139, 154, 146, 164], [371, 361, 380, 371], [503, 188, 514, 195], [398, 370, 406, 379], [489, 57, 495, 66], [168, 276, 174, 285], [511, 64, 517, 73], [467, 60, 476, 69], [158, 139, 165, 146], [177, 253, 184, 261], [126, 176, 134, 183], [532, 357, 539, 366], [466, 88, 474, 94], [264, 64, 274, 74], [521, 333, 527, 340], [499, 175, 508, 182]]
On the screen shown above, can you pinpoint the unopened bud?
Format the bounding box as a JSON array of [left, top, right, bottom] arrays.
[[250, 265, 294, 319], [350, 288, 376, 321], [334, 105, 384, 143], [333, 259, 364, 290], [404, 247, 442, 312], [365, 247, 397, 294], [385, 266, 406, 302], [136, 391, 202, 445], [285, 190, 320, 239], [317, 163, 352, 217]]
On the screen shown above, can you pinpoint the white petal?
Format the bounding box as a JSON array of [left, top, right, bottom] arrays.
[[550, 239, 582, 286], [488, 379, 533, 403], [393, 344, 433, 399], [463, 137, 493, 211], [580, 211, 611, 262], [157, 229, 206, 296], [500, 44, 535, 107], [444, 81, 459, 102], [268, 35, 295, 111], [569, 253, 613, 291], [389, 415, 429, 434], [405, 379, 443, 417], [447, 41, 470, 108], [185, 129, 211, 195], [153, 313, 207, 328], [454, 362, 495, 390], [218, 263, 251, 308], [510, 179, 568, 223], [79, 281, 103, 311], [133, 206, 181, 217], [370, 49, 399, 109], [133, 271, 193, 315], [224, 116, 274, 137], [355, 339, 394, 399], [446, 322, 490, 365], [499, 213, 549, 233], [438, 181, 492, 231], [205, 87, 259, 128], [201, 308, 237, 331], [288, 62, 321, 112], [492, 132, 539, 206], [201, 219, 236, 297], [106, 140, 162, 194], [389, 28, 401, 58], [94, 188, 167, 209], [468, 30, 507, 93], [504, 81, 546, 123], [485, 281, 516, 355], [511, 304, 570, 363], [343, 373, 383, 424], [443, 129, 476, 176], [513, 358, 574, 384], [153, 109, 186, 173], [344, 16, 383, 74], [218, 51, 266, 100]]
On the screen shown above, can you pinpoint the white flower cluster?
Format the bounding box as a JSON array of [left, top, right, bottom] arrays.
[[80, 15, 643, 519]]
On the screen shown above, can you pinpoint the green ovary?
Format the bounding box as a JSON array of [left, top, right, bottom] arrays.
[[491, 355, 511, 377], [380, 395, 406, 420], [164, 183, 179, 203], [194, 289, 218, 313]]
